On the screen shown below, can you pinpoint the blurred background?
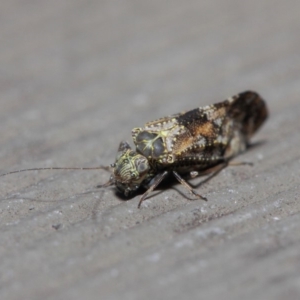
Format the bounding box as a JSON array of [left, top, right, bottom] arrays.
[[0, 1, 300, 299]]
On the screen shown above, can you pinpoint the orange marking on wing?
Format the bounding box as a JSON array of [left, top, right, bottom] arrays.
[[174, 135, 194, 155], [194, 122, 215, 137]]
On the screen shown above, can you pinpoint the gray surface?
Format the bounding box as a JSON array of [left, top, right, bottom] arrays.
[[0, 1, 300, 299]]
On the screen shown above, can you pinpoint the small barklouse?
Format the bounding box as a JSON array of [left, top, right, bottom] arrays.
[[1, 91, 268, 208]]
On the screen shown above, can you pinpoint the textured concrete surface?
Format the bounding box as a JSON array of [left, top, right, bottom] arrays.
[[0, 1, 300, 299]]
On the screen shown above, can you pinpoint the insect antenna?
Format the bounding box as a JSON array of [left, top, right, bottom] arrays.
[[0, 166, 111, 178]]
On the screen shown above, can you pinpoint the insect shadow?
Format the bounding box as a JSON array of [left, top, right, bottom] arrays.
[[101, 161, 249, 203]]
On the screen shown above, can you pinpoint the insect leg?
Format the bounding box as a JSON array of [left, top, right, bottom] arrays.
[[172, 170, 207, 201], [97, 175, 114, 188], [228, 161, 253, 166], [138, 170, 169, 208], [190, 160, 253, 189]]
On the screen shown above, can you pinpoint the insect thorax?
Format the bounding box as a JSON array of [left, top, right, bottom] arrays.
[[132, 117, 190, 165]]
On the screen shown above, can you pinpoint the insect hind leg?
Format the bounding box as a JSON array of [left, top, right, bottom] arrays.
[[228, 161, 253, 167], [191, 159, 253, 188]]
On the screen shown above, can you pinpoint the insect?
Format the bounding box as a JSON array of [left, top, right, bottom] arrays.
[[1, 91, 268, 208]]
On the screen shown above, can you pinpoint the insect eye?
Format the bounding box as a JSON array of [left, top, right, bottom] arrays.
[[135, 157, 149, 174]]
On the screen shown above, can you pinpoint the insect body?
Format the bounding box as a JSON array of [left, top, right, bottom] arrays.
[[105, 91, 268, 207], [1, 91, 268, 208]]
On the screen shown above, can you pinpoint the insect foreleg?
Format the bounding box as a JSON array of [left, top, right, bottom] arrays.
[[138, 170, 169, 208], [97, 175, 114, 188]]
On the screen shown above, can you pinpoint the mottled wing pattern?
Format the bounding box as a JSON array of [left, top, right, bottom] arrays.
[[132, 91, 268, 168], [225, 91, 268, 139], [141, 111, 185, 128], [171, 102, 230, 155]]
